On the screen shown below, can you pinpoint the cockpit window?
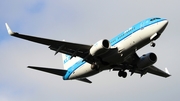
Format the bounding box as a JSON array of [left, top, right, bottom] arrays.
[[150, 18, 161, 21]]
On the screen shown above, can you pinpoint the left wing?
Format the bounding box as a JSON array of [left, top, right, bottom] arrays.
[[5, 23, 94, 63]]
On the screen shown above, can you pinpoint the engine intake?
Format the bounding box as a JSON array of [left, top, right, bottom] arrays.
[[90, 39, 110, 56], [137, 53, 157, 69]]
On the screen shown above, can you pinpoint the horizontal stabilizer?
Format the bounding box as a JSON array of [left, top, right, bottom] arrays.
[[77, 78, 92, 83], [28, 66, 67, 76]]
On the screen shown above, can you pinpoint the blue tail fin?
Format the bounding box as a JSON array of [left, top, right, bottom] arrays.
[[62, 53, 81, 70]]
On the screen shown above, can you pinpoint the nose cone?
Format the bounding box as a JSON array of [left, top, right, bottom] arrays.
[[158, 19, 168, 34], [162, 20, 168, 26]]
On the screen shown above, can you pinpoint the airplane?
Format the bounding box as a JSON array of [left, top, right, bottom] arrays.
[[5, 17, 171, 83]]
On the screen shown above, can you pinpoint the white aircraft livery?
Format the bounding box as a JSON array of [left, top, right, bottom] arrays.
[[5, 17, 170, 83]]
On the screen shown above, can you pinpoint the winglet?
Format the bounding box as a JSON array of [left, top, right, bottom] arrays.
[[5, 23, 15, 35], [165, 68, 170, 75]]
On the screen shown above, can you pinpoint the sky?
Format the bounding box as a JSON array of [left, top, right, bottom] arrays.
[[0, 0, 179, 101]]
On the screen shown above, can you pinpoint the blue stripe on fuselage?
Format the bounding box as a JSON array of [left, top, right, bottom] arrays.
[[63, 59, 86, 80], [63, 17, 166, 80], [110, 18, 166, 46]]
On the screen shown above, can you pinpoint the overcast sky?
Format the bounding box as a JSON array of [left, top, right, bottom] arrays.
[[0, 0, 179, 101]]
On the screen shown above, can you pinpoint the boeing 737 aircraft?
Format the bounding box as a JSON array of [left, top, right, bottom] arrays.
[[5, 17, 170, 83]]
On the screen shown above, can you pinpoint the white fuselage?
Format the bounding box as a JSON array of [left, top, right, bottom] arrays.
[[64, 20, 168, 80]]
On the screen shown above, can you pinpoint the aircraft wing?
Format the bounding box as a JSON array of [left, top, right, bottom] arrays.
[[121, 53, 171, 78], [5, 23, 94, 63], [146, 66, 171, 77]]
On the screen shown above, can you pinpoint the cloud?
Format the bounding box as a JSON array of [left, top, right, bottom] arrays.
[[26, 1, 46, 14]]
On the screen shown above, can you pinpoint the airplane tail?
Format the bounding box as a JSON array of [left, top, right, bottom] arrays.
[[61, 39, 74, 70], [62, 53, 71, 70], [62, 53, 81, 70]]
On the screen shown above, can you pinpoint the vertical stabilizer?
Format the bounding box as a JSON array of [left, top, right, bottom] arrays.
[[61, 53, 81, 70], [62, 53, 71, 70], [61, 39, 72, 70]]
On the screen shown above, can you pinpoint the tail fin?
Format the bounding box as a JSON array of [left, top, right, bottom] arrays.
[[61, 40, 81, 70], [62, 53, 81, 70], [62, 53, 71, 70]]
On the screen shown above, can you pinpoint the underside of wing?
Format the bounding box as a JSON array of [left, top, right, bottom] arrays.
[[13, 33, 91, 57], [6, 23, 94, 63], [113, 52, 171, 78], [147, 66, 171, 78]]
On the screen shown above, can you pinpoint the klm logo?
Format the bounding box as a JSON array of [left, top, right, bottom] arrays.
[[64, 55, 71, 63]]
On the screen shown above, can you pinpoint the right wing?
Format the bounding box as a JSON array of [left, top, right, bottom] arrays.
[[5, 23, 94, 63], [118, 52, 171, 78], [147, 66, 171, 78]]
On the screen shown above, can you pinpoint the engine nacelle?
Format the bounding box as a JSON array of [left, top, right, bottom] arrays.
[[90, 39, 110, 56], [137, 53, 157, 69]]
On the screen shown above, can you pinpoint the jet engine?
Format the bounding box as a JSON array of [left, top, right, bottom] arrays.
[[90, 39, 110, 56], [136, 53, 157, 69]]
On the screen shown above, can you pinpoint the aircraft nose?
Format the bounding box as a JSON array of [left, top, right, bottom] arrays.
[[162, 19, 168, 29], [163, 20, 168, 26], [157, 19, 168, 34]]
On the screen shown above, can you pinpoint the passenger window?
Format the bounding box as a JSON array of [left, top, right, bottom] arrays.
[[150, 18, 160, 21]]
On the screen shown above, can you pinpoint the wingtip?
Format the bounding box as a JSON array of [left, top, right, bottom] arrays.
[[165, 68, 171, 77], [5, 23, 14, 35]]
